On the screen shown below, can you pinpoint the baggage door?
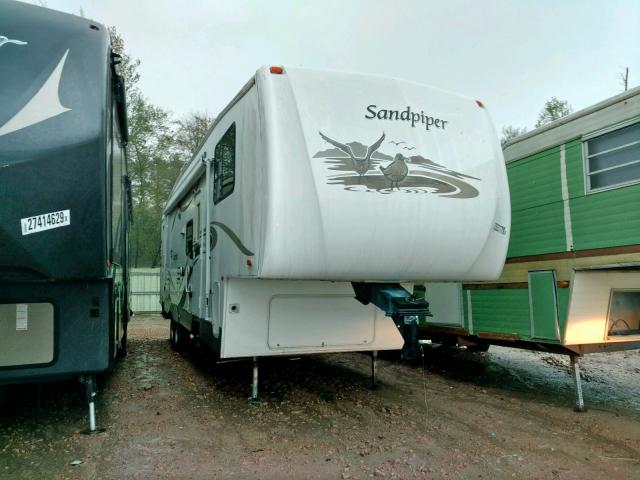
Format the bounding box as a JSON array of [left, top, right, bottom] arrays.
[[529, 270, 560, 341]]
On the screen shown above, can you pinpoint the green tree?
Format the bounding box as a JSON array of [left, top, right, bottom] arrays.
[[109, 27, 214, 267], [501, 125, 527, 147], [174, 112, 215, 157], [535, 97, 573, 128]]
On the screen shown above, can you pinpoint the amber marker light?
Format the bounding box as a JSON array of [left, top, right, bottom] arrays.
[[475, 100, 485, 108], [557, 280, 570, 288], [246, 258, 253, 267], [270, 66, 284, 74]]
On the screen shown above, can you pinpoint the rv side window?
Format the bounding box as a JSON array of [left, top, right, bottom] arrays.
[[214, 123, 236, 204], [584, 121, 640, 192], [185, 220, 194, 258]]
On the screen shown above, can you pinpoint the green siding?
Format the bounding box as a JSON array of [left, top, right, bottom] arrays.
[[462, 290, 469, 330], [470, 289, 531, 339], [507, 147, 566, 257], [509, 147, 563, 211], [529, 271, 560, 341], [507, 202, 566, 257], [571, 184, 640, 249], [564, 139, 584, 199]]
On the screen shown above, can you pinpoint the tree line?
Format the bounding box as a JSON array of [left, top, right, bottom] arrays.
[[501, 97, 573, 146], [110, 28, 214, 268]]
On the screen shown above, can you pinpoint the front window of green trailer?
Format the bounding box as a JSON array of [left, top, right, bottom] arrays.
[[584, 120, 640, 192]]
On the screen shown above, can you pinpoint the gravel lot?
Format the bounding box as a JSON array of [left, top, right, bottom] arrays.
[[1, 315, 639, 479]]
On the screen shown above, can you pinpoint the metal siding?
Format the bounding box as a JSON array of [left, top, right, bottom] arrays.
[[470, 289, 531, 338], [529, 271, 560, 341], [507, 147, 566, 257], [564, 139, 584, 199], [130, 268, 160, 313], [570, 184, 640, 250], [507, 202, 566, 257]]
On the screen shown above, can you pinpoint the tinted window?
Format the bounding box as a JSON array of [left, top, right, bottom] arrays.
[[214, 123, 236, 204], [185, 220, 193, 258]]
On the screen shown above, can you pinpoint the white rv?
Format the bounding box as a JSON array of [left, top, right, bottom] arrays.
[[160, 66, 510, 397]]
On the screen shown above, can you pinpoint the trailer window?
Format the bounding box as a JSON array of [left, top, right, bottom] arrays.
[[607, 290, 640, 337], [585, 121, 640, 192], [185, 220, 194, 258], [214, 123, 236, 204]]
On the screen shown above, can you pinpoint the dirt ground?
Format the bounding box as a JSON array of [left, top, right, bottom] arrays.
[[1, 315, 639, 480]]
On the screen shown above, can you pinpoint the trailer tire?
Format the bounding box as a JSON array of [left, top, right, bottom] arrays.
[[170, 319, 189, 351], [466, 342, 490, 353]]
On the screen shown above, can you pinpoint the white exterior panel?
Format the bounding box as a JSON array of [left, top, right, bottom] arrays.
[[220, 278, 403, 358], [257, 67, 509, 281]]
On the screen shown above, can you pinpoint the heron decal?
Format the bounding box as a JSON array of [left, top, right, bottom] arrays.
[[314, 132, 481, 198]]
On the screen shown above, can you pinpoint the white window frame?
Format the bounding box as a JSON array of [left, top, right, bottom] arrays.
[[582, 118, 640, 194]]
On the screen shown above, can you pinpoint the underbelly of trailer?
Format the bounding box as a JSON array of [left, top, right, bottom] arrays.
[[218, 279, 404, 358]]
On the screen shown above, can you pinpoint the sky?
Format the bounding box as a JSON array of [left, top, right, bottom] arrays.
[[25, 0, 640, 133]]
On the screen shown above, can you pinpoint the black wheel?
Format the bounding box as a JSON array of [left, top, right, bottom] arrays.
[[170, 319, 189, 351], [466, 342, 490, 353]]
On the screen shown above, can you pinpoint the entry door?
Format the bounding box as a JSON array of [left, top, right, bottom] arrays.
[[528, 270, 560, 341]]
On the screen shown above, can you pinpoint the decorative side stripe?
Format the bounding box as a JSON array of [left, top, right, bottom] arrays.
[[211, 221, 255, 256], [0, 49, 71, 137], [559, 144, 574, 251]]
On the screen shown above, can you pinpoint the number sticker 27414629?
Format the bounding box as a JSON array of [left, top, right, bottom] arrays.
[[20, 209, 71, 235]]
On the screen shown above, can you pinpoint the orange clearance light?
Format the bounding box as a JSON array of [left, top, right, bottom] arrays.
[[475, 100, 485, 108], [246, 258, 253, 267], [557, 280, 570, 288], [270, 66, 284, 74]]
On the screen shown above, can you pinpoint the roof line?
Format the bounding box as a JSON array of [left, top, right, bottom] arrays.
[[503, 85, 640, 149]]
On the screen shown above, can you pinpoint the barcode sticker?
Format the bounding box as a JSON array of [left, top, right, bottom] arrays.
[[16, 304, 28, 331]]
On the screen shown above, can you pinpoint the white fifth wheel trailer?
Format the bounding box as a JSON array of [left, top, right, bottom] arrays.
[[160, 66, 510, 398]]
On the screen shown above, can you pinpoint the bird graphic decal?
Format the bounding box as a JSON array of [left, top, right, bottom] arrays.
[[319, 131, 386, 178], [314, 134, 481, 197], [379, 153, 409, 189], [0, 36, 28, 49]]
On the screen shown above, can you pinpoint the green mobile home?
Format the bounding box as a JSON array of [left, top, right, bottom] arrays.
[[418, 86, 640, 410]]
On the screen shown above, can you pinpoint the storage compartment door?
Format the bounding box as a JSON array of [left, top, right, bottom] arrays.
[[0, 303, 54, 367], [528, 271, 560, 341], [268, 295, 375, 349]]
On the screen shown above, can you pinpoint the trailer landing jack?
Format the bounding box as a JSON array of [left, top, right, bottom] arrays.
[[248, 356, 260, 405], [80, 374, 105, 434], [570, 355, 586, 412], [370, 350, 378, 389]]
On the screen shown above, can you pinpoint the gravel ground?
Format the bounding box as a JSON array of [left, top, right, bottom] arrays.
[[1, 314, 639, 479]]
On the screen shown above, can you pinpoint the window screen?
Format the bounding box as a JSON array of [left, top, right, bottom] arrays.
[[214, 123, 236, 204], [585, 121, 640, 192]]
